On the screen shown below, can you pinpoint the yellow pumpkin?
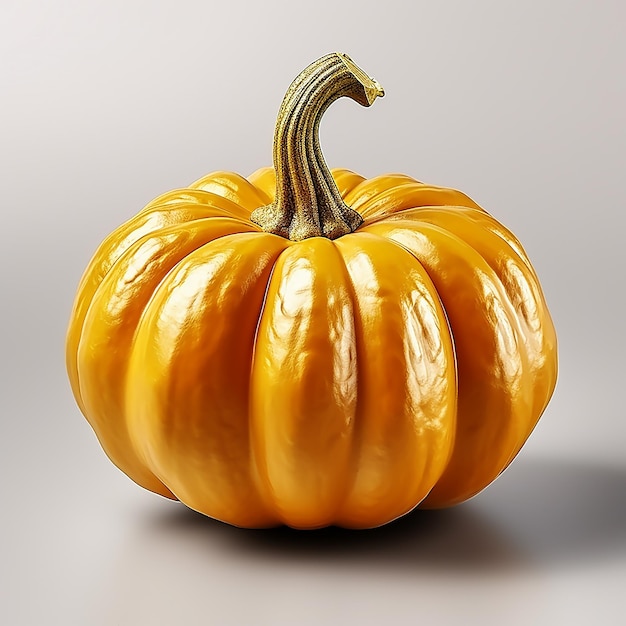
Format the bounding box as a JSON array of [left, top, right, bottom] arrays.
[[66, 53, 557, 529]]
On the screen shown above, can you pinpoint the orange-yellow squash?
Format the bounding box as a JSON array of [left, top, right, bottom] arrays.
[[66, 53, 557, 529]]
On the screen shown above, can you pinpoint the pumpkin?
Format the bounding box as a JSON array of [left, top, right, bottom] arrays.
[[66, 53, 557, 529]]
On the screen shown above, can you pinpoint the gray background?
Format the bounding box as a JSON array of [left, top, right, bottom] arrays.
[[2, 0, 625, 624]]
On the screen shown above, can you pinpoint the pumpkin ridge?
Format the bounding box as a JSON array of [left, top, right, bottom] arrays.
[[246, 238, 291, 522], [71, 215, 256, 378], [442, 206, 535, 273], [333, 231, 456, 527], [376, 208, 557, 410], [367, 221, 542, 507], [358, 184, 483, 222], [75, 219, 259, 499], [247, 167, 276, 202], [248, 238, 358, 527], [126, 232, 286, 527], [377, 204, 536, 273], [330, 168, 367, 199], [326, 237, 365, 524], [343, 174, 418, 210], [189, 171, 272, 210]]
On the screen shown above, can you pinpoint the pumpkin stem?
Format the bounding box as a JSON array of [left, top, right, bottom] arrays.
[[250, 53, 384, 241]]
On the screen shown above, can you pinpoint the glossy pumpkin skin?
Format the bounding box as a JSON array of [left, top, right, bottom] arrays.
[[66, 167, 557, 529]]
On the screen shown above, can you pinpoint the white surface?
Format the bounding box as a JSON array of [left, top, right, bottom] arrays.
[[1, 1, 625, 624]]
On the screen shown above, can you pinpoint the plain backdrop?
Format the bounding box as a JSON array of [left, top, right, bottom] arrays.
[[1, 1, 625, 624]]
